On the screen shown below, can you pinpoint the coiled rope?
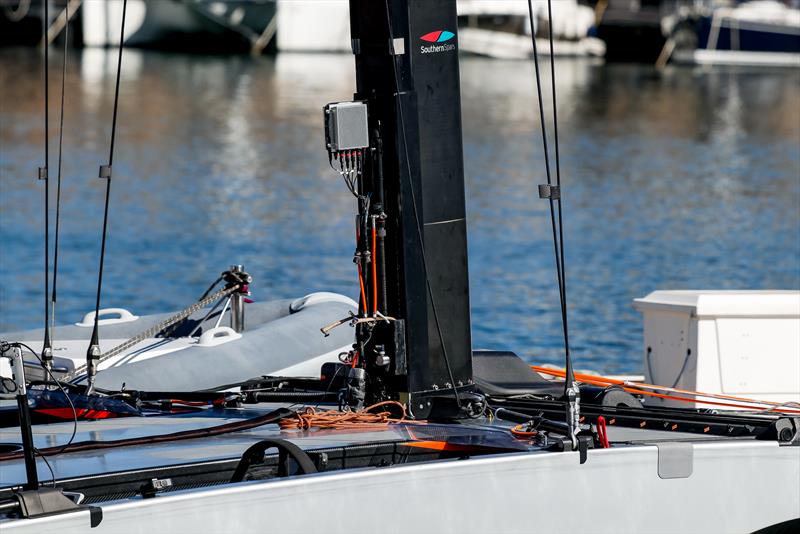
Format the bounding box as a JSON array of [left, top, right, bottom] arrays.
[[278, 401, 413, 431]]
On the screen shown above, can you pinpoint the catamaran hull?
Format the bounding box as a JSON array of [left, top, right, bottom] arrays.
[[4, 441, 798, 533]]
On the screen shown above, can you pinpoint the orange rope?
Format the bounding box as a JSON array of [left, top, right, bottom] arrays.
[[532, 365, 792, 407], [278, 401, 414, 431], [531, 366, 800, 414], [510, 424, 538, 440]]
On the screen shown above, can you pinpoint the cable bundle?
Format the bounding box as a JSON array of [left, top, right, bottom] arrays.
[[278, 401, 410, 431]]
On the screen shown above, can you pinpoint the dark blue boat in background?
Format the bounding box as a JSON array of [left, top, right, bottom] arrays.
[[667, 0, 800, 67]]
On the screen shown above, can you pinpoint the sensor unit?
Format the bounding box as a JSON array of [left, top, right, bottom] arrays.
[[324, 101, 369, 152]]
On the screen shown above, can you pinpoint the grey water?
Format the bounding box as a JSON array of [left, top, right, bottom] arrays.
[[1, 49, 798, 374]]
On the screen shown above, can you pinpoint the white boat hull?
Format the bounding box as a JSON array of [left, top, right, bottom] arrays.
[[4, 440, 798, 533]]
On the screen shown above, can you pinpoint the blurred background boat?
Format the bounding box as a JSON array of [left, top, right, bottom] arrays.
[[82, 0, 278, 54], [0, 0, 42, 46], [593, 0, 668, 62], [0, 1, 798, 62], [1, 0, 279, 53], [456, 0, 605, 59], [663, 0, 800, 67], [0, 0, 625, 59]]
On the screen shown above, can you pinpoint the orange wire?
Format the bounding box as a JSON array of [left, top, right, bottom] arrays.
[[510, 424, 538, 440], [532, 365, 792, 407], [355, 224, 367, 314], [357, 263, 368, 313], [371, 222, 378, 315], [531, 366, 800, 414]]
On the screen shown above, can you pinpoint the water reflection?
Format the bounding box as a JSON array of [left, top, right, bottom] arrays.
[[1, 49, 798, 373]]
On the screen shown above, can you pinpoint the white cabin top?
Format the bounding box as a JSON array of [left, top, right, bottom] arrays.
[[632, 290, 800, 317]]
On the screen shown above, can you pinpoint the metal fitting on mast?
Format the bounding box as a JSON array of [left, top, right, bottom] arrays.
[[40, 343, 53, 371], [85, 341, 101, 395], [565, 381, 581, 450], [228, 265, 250, 333]]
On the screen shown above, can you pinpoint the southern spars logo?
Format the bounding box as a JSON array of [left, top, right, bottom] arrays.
[[420, 30, 456, 54]]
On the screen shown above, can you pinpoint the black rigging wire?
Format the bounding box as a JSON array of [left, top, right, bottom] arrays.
[[197, 275, 224, 301], [87, 0, 128, 366], [40, 0, 52, 365], [545, 0, 572, 387], [526, 0, 573, 389], [51, 0, 70, 331], [382, 0, 461, 409]]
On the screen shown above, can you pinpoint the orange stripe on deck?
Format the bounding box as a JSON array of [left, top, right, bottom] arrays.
[[402, 441, 484, 452]]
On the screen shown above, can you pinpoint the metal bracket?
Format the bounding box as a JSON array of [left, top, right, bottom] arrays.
[[538, 184, 560, 200], [140, 477, 173, 499], [655, 442, 693, 479], [576, 435, 592, 464], [390, 37, 405, 55], [38, 167, 48, 180], [98, 165, 112, 179], [770, 417, 800, 446], [13, 488, 80, 518]]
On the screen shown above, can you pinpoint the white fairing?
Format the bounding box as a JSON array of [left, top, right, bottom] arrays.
[[634, 290, 800, 407], [4, 441, 798, 534]]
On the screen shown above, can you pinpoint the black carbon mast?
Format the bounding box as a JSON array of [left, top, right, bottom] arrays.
[[342, 0, 478, 419]]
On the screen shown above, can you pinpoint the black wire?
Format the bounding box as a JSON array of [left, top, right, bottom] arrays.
[[34, 448, 56, 487], [545, 0, 572, 386], [314, 363, 347, 410], [89, 0, 128, 353], [197, 276, 223, 301], [383, 0, 461, 408], [526, 0, 572, 389], [14, 342, 78, 455], [51, 0, 69, 329], [106, 0, 127, 170], [670, 349, 692, 389], [41, 0, 52, 361]]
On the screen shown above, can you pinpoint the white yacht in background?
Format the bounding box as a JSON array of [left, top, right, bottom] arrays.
[[275, 0, 606, 56], [456, 0, 605, 59]]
